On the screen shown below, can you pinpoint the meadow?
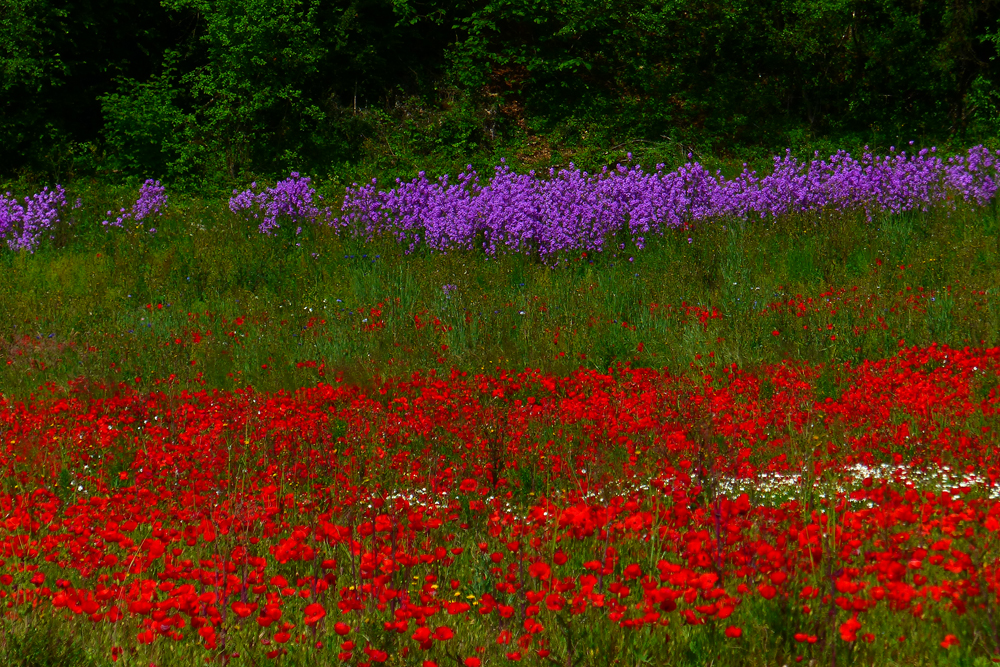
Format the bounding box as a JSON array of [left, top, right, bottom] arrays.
[[2, 148, 1000, 666]]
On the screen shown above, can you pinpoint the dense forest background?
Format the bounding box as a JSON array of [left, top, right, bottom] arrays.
[[5, 0, 1000, 189]]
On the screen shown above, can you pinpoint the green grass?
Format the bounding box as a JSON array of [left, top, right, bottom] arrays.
[[2, 191, 1000, 400], [0, 617, 103, 667]]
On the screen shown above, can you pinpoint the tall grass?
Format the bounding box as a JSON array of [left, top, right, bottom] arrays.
[[1, 188, 998, 400]]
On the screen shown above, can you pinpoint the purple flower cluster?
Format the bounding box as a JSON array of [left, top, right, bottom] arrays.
[[335, 145, 1000, 257], [0, 185, 68, 253], [229, 172, 327, 236], [103, 179, 168, 233]]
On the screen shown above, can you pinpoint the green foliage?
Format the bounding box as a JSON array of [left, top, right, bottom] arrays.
[[0, 619, 100, 667], [449, 0, 1000, 148], [0, 0, 184, 180], [5, 0, 1000, 185], [98, 57, 202, 183], [160, 0, 331, 180]]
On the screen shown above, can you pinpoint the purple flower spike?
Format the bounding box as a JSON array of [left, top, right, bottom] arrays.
[[230, 172, 327, 235], [332, 145, 1000, 258], [0, 185, 68, 253], [103, 180, 167, 232]]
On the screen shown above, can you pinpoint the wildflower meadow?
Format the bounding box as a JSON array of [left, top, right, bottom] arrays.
[[3, 147, 1000, 667]]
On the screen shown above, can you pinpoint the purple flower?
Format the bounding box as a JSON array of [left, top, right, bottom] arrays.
[[230, 172, 327, 235], [103, 180, 167, 232], [332, 145, 1000, 258], [0, 185, 68, 253]]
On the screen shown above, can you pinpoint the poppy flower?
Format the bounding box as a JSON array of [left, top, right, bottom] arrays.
[[303, 603, 326, 626], [840, 616, 862, 642], [364, 645, 388, 663], [545, 594, 565, 611], [757, 585, 777, 600]]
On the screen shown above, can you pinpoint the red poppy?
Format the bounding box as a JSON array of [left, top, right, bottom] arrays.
[[545, 594, 565, 611], [364, 645, 388, 663], [303, 603, 326, 626], [840, 616, 862, 642], [757, 585, 777, 600]]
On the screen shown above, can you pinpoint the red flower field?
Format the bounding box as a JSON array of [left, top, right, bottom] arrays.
[[2, 337, 1000, 665]]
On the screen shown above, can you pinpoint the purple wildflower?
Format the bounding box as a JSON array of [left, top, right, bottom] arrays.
[[103, 180, 167, 232], [333, 145, 1000, 258], [0, 185, 68, 253], [229, 172, 326, 235]]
